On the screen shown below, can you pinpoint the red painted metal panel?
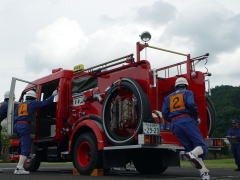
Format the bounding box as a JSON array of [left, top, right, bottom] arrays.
[[69, 120, 106, 151]]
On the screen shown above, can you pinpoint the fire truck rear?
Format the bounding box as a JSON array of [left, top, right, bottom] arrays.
[[7, 32, 221, 175]]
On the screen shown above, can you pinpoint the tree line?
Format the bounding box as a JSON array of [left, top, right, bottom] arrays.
[[209, 85, 240, 138]]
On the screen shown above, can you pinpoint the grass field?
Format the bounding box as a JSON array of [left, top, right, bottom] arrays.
[[181, 158, 236, 168]]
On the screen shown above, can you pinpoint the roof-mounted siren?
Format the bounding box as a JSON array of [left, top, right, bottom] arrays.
[[139, 31, 151, 43]]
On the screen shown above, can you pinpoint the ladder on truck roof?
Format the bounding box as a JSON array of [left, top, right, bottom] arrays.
[[73, 54, 134, 77]]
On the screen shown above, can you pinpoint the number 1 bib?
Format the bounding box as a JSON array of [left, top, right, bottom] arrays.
[[18, 104, 29, 116]]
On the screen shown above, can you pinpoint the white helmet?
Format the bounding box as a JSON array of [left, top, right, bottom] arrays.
[[4, 91, 15, 100], [175, 77, 188, 87], [25, 90, 37, 98]]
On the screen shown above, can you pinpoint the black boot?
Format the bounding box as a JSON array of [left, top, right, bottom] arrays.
[[234, 166, 240, 171]]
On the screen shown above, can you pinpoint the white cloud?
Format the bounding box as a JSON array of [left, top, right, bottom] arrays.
[[23, 0, 240, 90], [209, 48, 240, 87], [0, 0, 239, 101], [135, 0, 177, 26], [25, 17, 163, 72], [25, 17, 88, 72], [162, 1, 240, 59]]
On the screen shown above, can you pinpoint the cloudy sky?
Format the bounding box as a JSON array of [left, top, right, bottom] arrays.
[[0, 0, 239, 100]]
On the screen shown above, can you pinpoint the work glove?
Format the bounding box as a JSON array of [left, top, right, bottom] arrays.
[[197, 118, 201, 125], [52, 90, 58, 96]]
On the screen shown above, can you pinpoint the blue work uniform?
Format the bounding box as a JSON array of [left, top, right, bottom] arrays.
[[227, 127, 240, 168], [0, 101, 8, 122], [162, 88, 207, 157], [0, 101, 8, 155], [14, 96, 54, 156]]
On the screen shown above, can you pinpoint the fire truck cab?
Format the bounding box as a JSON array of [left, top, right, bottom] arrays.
[[7, 34, 219, 175]]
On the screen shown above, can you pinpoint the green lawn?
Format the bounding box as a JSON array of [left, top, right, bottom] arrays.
[[181, 158, 236, 168]]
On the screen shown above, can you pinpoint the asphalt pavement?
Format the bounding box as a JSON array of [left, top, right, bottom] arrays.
[[0, 163, 240, 180]]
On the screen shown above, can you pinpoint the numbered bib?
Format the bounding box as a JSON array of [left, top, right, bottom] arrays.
[[170, 93, 186, 112], [18, 104, 29, 116]]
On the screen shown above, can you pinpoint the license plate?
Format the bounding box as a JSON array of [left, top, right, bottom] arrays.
[[143, 122, 160, 135]]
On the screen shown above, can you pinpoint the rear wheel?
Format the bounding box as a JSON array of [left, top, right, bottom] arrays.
[[206, 96, 216, 136], [73, 133, 102, 175], [133, 150, 168, 174], [23, 154, 41, 172]]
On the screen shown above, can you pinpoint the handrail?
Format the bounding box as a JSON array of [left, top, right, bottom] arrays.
[[74, 54, 134, 74], [147, 45, 189, 57], [156, 54, 209, 73], [156, 60, 187, 72]]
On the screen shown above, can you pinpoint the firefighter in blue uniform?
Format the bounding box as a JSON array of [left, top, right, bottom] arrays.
[[0, 91, 10, 137], [162, 77, 210, 180], [0, 91, 11, 122], [227, 120, 240, 171], [13, 89, 57, 175], [0, 91, 13, 173]]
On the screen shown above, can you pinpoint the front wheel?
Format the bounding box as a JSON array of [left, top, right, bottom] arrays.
[[73, 133, 102, 175]]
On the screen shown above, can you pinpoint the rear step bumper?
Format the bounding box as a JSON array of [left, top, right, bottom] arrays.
[[104, 144, 184, 151]]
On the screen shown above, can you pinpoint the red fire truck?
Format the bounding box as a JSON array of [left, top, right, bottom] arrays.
[[7, 33, 221, 175]]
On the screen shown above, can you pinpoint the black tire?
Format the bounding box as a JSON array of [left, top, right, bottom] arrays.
[[23, 154, 41, 172], [72, 133, 102, 175], [133, 150, 168, 174], [206, 96, 216, 137], [102, 78, 152, 145]]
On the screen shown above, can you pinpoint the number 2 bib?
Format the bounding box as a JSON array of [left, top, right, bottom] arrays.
[[169, 93, 186, 112]]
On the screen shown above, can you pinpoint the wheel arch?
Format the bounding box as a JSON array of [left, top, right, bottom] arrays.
[[69, 119, 105, 154]]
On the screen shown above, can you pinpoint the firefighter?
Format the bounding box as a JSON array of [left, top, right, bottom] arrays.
[[226, 120, 240, 171], [0, 91, 11, 121], [13, 89, 57, 175], [0, 91, 13, 173], [162, 77, 210, 180]]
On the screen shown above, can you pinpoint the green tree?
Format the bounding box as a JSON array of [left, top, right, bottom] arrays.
[[0, 126, 9, 161], [209, 85, 240, 137]]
